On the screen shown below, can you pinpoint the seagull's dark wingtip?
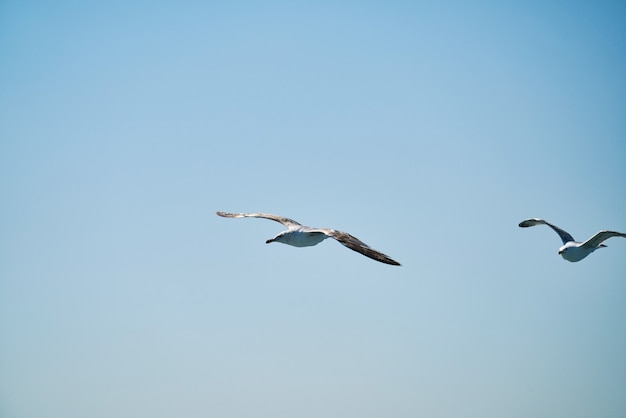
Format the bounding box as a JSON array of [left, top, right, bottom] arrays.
[[383, 258, 401, 266]]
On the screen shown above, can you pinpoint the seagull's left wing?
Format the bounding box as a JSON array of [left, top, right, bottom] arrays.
[[518, 218, 575, 245], [322, 229, 401, 266], [216, 211, 302, 228], [580, 230, 626, 250]]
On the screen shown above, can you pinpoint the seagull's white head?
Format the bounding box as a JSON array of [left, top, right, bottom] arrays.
[[266, 231, 291, 245], [558, 241, 578, 255]]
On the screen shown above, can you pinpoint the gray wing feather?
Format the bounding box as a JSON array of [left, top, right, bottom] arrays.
[[519, 218, 575, 245], [581, 230, 626, 249], [324, 229, 401, 266], [216, 211, 302, 227]]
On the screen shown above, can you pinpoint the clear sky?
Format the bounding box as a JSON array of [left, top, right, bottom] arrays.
[[1, 1, 625, 417]]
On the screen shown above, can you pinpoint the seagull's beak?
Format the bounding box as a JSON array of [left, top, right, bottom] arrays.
[[558, 250, 563, 255]]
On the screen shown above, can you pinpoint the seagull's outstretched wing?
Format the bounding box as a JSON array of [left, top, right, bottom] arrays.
[[580, 230, 626, 250], [216, 211, 302, 228], [320, 229, 401, 266], [518, 218, 575, 244]]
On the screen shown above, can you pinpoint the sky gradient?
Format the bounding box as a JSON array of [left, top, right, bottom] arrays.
[[1, 1, 626, 417]]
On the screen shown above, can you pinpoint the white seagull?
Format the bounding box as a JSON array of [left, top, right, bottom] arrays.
[[519, 218, 626, 262], [216, 211, 401, 265]]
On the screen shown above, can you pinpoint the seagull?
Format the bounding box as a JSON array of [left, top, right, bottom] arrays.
[[216, 211, 401, 265], [519, 218, 626, 262]]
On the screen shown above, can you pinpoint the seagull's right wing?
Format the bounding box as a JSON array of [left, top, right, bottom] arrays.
[[323, 229, 401, 266], [518, 218, 575, 244], [580, 230, 626, 250], [216, 211, 302, 228]]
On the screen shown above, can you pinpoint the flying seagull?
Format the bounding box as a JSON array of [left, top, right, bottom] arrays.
[[216, 211, 401, 265], [519, 218, 626, 262]]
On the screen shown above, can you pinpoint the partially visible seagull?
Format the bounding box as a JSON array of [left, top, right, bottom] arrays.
[[519, 218, 626, 262], [216, 211, 401, 266]]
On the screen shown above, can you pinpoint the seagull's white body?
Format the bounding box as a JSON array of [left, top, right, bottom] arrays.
[[216, 211, 401, 265], [557, 241, 598, 263], [519, 218, 626, 262], [271, 229, 328, 247]]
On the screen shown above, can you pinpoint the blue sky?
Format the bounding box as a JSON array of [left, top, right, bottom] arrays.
[[1, 1, 625, 417]]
